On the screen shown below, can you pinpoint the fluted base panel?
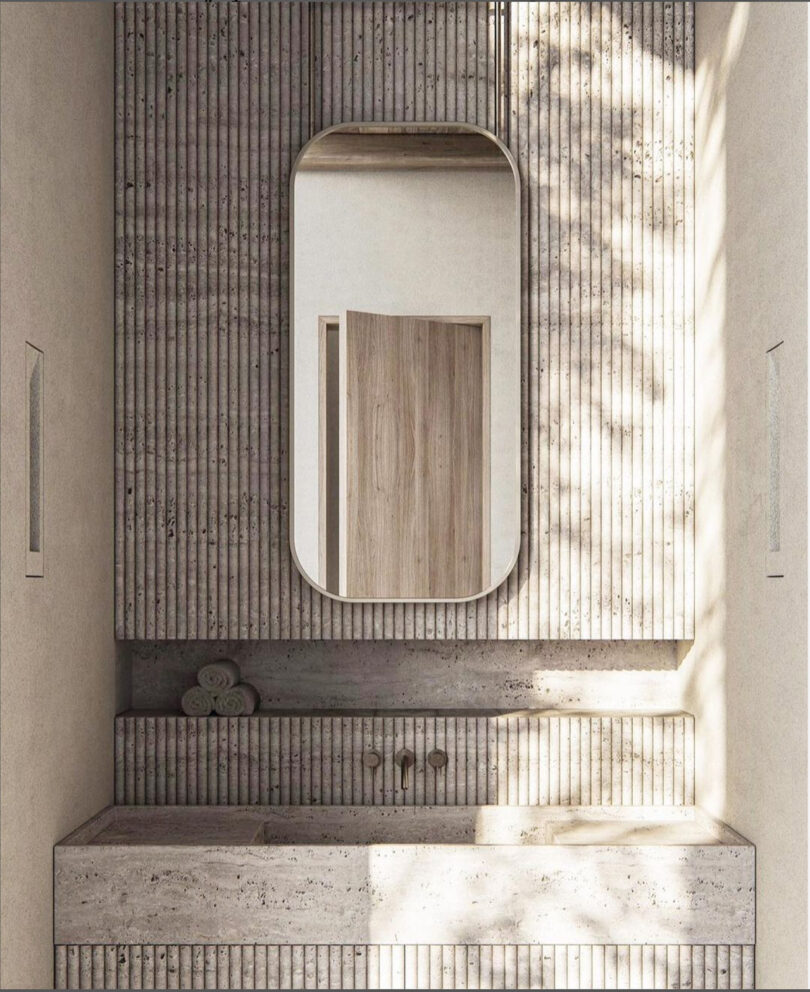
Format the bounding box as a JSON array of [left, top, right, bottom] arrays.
[[56, 944, 754, 990]]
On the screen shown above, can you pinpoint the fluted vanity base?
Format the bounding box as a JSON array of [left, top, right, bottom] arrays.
[[55, 943, 754, 990]]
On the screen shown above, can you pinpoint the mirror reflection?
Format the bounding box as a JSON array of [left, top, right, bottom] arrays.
[[292, 124, 520, 602]]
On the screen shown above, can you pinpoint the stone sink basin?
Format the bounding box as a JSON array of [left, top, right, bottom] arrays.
[[55, 805, 754, 947]]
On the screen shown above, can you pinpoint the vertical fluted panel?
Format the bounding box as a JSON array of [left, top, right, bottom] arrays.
[[116, 2, 310, 639], [115, 712, 694, 807], [115, 3, 694, 640], [56, 944, 755, 990], [509, 2, 694, 638]]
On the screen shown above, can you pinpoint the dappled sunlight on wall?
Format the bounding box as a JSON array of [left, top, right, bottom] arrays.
[[680, 0, 751, 820], [116, 1, 694, 641]]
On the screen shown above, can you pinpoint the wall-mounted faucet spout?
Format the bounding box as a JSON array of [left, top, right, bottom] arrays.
[[395, 748, 415, 790]]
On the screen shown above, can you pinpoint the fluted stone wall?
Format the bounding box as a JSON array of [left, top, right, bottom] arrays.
[[115, 711, 695, 807], [115, 2, 694, 639]]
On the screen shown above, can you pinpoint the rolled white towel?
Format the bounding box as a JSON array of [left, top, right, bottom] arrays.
[[197, 658, 241, 696], [214, 682, 260, 717], [181, 685, 215, 717]]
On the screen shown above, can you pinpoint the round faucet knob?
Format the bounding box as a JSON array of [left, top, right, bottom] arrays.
[[427, 748, 448, 769], [362, 749, 382, 769]]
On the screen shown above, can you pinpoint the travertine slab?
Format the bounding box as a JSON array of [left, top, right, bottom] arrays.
[[55, 805, 753, 947]]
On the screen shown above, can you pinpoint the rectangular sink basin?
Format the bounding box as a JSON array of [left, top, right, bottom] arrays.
[[55, 805, 754, 948], [254, 806, 733, 846], [74, 804, 738, 847]]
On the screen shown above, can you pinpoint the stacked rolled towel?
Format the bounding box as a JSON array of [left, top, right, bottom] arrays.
[[214, 682, 260, 717], [197, 658, 241, 697], [180, 658, 260, 717], [180, 684, 217, 717]]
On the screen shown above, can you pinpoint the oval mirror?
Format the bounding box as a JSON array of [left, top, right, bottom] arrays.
[[291, 123, 520, 602]]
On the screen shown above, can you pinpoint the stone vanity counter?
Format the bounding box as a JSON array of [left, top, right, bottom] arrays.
[[55, 805, 754, 948]]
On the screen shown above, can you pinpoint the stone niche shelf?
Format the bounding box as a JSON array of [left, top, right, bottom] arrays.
[[115, 711, 695, 807], [56, 943, 754, 991]]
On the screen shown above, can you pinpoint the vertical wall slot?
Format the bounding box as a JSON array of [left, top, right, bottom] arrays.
[[767, 341, 784, 577], [26, 343, 44, 576]]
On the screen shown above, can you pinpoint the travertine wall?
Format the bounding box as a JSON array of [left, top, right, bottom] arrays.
[[115, 712, 695, 807], [0, 3, 115, 987], [115, 1, 695, 640]]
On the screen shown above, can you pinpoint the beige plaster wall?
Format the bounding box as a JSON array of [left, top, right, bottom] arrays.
[[689, 2, 808, 987], [0, 3, 115, 987]]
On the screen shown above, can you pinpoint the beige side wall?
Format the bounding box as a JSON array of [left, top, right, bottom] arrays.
[[689, 3, 808, 987], [0, 3, 115, 987]]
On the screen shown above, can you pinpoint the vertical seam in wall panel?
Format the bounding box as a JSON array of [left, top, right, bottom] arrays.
[[176, 2, 188, 640], [526, 2, 538, 642], [599, 4, 610, 639], [146, 4, 157, 639], [115, 3, 125, 637], [684, 1, 695, 639], [673, 1, 685, 641], [663, 0, 675, 640], [188, 3, 197, 639], [220, 3, 230, 639], [204, 0, 216, 639], [570, 1, 581, 639], [249, 2, 259, 638], [632, 0, 643, 639], [641, 0, 652, 639], [134, 4, 145, 638], [653, 1, 663, 638], [193, 2, 202, 638], [159, 3, 170, 642]]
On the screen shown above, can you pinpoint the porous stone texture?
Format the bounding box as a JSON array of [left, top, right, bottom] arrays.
[[55, 942, 755, 991], [54, 806, 753, 947], [115, 712, 695, 807], [115, 1, 695, 640], [125, 638, 682, 713]]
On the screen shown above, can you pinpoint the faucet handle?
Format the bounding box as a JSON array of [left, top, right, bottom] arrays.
[[395, 748, 415, 790], [427, 748, 448, 769], [362, 748, 382, 769]]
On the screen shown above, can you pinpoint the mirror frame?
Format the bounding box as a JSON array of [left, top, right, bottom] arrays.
[[290, 121, 522, 603]]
